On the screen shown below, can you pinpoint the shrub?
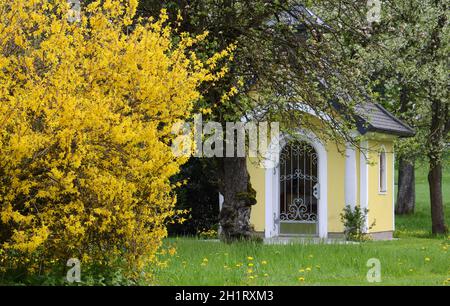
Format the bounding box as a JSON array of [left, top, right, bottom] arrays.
[[0, 0, 231, 282], [340, 205, 376, 242]]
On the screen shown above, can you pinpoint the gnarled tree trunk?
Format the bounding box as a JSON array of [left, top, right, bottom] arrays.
[[219, 156, 256, 242], [395, 157, 415, 214]]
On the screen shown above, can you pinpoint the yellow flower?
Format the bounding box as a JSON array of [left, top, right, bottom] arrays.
[[298, 277, 305, 282], [425, 257, 431, 262], [247, 256, 254, 261], [298, 269, 305, 273], [248, 263, 254, 267], [248, 275, 255, 279], [308, 254, 314, 258], [203, 258, 208, 262], [247, 269, 253, 274], [315, 265, 321, 269], [261, 260, 268, 265], [263, 273, 269, 277], [306, 267, 312, 272], [236, 263, 243, 267]]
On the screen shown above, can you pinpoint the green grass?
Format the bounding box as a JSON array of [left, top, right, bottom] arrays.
[[155, 161, 450, 286]]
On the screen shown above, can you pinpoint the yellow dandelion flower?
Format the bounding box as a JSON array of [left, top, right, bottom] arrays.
[[315, 265, 321, 269], [247, 268, 253, 274], [298, 269, 305, 273], [425, 257, 431, 262], [261, 260, 268, 265], [248, 275, 255, 279], [236, 263, 242, 267], [298, 277, 305, 282], [247, 256, 254, 261], [306, 267, 312, 272], [203, 258, 208, 262], [264, 273, 269, 277], [248, 263, 254, 267]]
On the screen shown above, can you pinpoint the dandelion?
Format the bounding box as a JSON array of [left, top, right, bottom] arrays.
[[409, 269, 414, 272], [306, 267, 312, 272], [315, 265, 321, 269], [298, 277, 305, 282], [308, 254, 314, 258], [236, 263, 243, 267], [168, 247, 177, 256], [263, 273, 269, 277], [247, 256, 254, 261], [298, 269, 305, 273], [261, 260, 268, 265], [248, 263, 254, 267], [224, 265, 228, 269], [247, 268, 253, 274], [248, 275, 255, 279], [203, 258, 208, 262], [425, 257, 431, 262]]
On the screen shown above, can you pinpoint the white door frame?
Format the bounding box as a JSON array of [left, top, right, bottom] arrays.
[[264, 129, 328, 238]]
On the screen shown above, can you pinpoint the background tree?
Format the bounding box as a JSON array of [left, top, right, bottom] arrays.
[[314, 0, 448, 233]]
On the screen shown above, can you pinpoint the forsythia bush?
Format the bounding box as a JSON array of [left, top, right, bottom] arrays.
[[0, 0, 231, 282]]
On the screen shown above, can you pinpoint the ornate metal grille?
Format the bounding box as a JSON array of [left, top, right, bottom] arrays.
[[279, 140, 318, 225]]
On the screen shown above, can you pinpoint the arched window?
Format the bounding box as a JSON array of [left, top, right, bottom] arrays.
[[379, 147, 387, 193]]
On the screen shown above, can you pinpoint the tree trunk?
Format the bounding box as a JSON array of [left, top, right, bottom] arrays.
[[428, 160, 447, 234], [395, 157, 415, 214], [219, 157, 256, 242]]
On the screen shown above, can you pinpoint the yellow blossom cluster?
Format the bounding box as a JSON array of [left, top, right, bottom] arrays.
[[0, 0, 231, 278]]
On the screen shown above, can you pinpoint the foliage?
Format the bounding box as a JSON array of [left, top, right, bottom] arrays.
[[340, 205, 375, 242], [0, 0, 230, 281], [197, 228, 218, 240], [168, 158, 220, 236]]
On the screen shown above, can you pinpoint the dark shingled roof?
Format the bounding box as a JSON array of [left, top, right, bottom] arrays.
[[355, 103, 415, 137]]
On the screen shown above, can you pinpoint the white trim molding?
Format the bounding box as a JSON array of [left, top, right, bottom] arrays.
[[264, 129, 328, 238], [345, 144, 358, 208], [359, 140, 369, 233], [392, 151, 396, 231]]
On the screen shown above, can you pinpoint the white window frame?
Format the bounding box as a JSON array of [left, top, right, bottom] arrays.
[[378, 146, 387, 194]]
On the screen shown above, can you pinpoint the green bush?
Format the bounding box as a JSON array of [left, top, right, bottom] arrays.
[[340, 205, 376, 241]]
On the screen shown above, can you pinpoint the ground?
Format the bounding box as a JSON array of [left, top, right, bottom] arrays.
[[155, 161, 449, 286]]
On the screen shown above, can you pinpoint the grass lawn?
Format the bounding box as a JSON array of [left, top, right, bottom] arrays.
[[155, 161, 449, 286]]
